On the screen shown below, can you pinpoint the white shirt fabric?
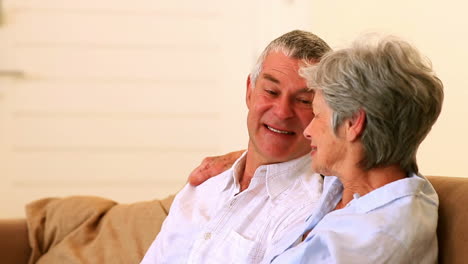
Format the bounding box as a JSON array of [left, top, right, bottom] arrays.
[[141, 152, 323, 264], [265, 173, 438, 264]]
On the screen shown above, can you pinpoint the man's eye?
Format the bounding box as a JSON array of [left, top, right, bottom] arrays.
[[297, 98, 312, 105], [265, 89, 278, 95]]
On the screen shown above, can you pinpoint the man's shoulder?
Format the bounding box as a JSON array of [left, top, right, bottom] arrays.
[[295, 171, 324, 198], [174, 168, 234, 204], [298, 171, 323, 185]]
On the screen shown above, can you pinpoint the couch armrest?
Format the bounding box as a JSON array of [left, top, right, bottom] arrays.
[[0, 219, 31, 264]]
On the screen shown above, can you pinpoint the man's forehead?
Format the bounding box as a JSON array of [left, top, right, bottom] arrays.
[[262, 52, 301, 70]]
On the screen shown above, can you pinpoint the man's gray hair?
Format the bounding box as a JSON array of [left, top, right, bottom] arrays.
[[301, 34, 444, 173], [250, 30, 331, 87]]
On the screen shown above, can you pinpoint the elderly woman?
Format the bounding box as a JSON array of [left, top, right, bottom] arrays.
[[263, 35, 444, 263]]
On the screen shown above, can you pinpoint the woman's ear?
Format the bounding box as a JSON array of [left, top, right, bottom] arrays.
[[346, 109, 366, 141]]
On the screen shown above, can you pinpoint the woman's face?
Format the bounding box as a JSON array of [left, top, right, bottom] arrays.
[[303, 91, 347, 176]]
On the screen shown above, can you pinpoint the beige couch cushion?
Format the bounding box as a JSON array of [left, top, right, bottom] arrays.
[[428, 176, 468, 264], [26, 195, 174, 264]]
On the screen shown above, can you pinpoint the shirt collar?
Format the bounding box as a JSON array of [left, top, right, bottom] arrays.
[[329, 173, 438, 213], [225, 152, 313, 199], [305, 176, 342, 227], [229, 151, 248, 191], [263, 154, 312, 199]]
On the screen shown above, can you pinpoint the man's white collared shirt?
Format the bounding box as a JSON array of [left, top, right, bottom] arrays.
[[141, 152, 323, 264]]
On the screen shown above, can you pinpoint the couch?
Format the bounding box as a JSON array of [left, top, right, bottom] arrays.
[[0, 176, 467, 263], [427, 176, 468, 263]]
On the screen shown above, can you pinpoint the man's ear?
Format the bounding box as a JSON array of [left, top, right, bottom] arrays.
[[246, 75, 253, 109], [345, 109, 366, 141]]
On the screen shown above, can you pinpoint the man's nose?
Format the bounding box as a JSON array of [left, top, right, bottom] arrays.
[[274, 97, 294, 119]]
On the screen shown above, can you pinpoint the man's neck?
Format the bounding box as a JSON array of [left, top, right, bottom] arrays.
[[238, 148, 275, 192], [238, 156, 257, 192]]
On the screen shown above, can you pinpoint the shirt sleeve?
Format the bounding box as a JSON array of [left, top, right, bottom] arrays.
[[270, 230, 412, 264], [140, 184, 199, 263]]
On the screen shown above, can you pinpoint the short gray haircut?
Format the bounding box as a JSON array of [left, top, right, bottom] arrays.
[[301, 34, 444, 173], [250, 30, 331, 87]]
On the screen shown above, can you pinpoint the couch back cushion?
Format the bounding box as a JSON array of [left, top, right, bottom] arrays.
[[428, 176, 468, 264]]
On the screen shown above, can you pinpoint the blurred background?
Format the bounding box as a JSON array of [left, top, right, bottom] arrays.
[[0, 0, 466, 217]]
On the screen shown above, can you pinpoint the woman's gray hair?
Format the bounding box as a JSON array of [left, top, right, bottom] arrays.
[[301, 34, 444, 173], [250, 30, 331, 87]]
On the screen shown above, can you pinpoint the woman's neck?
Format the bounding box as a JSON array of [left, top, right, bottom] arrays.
[[337, 165, 407, 208]]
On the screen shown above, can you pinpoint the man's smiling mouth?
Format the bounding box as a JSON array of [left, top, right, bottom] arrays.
[[265, 125, 295, 135]]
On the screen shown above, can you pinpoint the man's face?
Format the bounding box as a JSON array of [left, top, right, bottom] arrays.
[[246, 51, 315, 165], [303, 91, 346, 175]]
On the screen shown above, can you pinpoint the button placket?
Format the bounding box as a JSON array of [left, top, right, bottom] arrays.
[[229, 198, 237, 207]]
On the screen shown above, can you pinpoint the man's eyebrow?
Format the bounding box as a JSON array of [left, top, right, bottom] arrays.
[[262, 73, 311, 92], [262, 73, 280, 84]]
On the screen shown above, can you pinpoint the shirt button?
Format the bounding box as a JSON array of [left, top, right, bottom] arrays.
[[204, 232, 211, 240], [230, 199, 236, 207]]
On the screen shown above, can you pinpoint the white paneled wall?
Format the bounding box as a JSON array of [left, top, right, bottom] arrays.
[[0, 0, 257, 217], [310, 0, 468, 178], [2, 0, 464, 218]]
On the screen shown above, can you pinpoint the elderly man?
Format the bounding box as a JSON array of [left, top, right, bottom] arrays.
[[140, 30, 331, 263], [0, 30, 330, 264]]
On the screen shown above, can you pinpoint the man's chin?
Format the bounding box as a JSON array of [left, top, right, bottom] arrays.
[[261, 150, 305, 163], [248, 140, 309, 163]]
